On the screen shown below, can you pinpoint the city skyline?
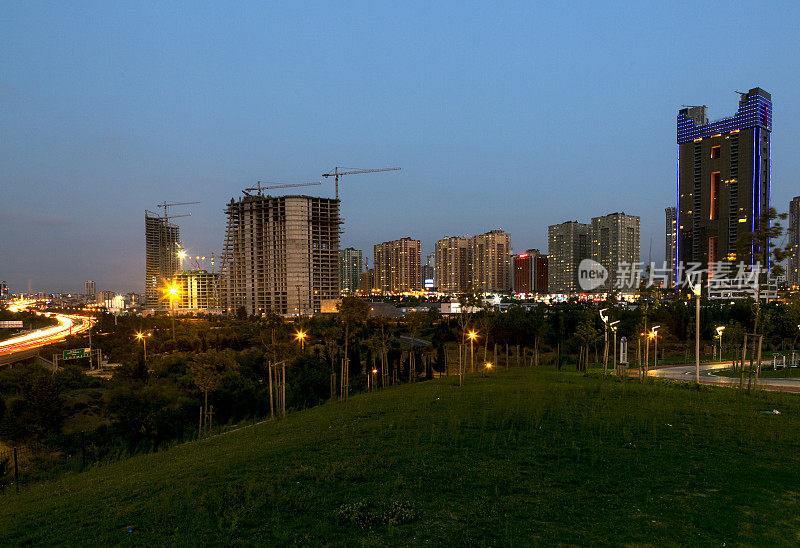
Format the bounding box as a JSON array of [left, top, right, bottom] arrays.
[[3, 4, 800, 293]]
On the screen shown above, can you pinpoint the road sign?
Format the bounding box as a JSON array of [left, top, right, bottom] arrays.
[[620, 337, 628, 364], [0, 321, 23, 328], [63, 348, 91, 360]]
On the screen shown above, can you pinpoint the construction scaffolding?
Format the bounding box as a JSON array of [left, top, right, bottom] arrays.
[[144, 211, 181, 310], [220, 194, 340, 316]]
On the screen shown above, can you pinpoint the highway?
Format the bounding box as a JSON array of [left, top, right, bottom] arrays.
[[0, 301, 95, 361], [647, 362, 800, 393]]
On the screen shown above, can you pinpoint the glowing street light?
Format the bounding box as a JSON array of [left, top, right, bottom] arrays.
[[483, 362, 492, 377], [467, 330, 478, 374], [135, 331, 151, 362], [651, 325, 661, 367], [162, 281, 180, 340], [715, 326, 726, 361], [295, 329, 307, 351]]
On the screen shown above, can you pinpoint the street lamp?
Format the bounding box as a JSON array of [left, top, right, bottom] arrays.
[[688, 278, 702, 383], [715, 326, 725, 362], [295, 329, 306, 351], [483, 362, 492, 377], [599, 309, 609, 374], [651, 325, 661, 367], [165, 282, 179, 340], [467, 330, 478, 374], [610, 320, 620, 374], [135, 331, 151, 362]]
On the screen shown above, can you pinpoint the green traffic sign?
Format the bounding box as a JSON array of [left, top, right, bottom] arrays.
[[63, 348, 91, 360]]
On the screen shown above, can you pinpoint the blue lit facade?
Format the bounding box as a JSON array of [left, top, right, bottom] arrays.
[[676, 88, 772, 281]]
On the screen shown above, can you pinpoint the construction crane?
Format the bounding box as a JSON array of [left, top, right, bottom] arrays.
[[243, 181, 322, 197], [156, 201, 200, 224], [322, 167, 401, 200]]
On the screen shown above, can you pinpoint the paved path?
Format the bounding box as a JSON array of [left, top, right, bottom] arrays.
[[647, 362, 800, 393]]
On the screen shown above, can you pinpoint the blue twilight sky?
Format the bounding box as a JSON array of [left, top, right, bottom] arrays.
[[2, 2, 800, 294]]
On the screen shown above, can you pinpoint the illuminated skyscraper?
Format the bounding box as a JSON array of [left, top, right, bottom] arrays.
[[435, 236, 471, 293], [470, 230, 511, 292], [590, 212, 640, 292], [85, 280, 96, 299], [374, 238, 421, 293], [548, 221, 590, 293], [339, 247, 363, 295], [677, 88, 772, 276], [788, 196, 800, 288], [665, 206, 677, 285]]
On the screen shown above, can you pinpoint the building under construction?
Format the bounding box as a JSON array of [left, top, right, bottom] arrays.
[[145, 211, 181, 309], [220, 194, 340, 316]]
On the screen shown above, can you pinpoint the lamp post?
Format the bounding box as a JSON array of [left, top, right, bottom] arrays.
[[715, 326, 725, 362], [295, 329, 306, 351], [688, 280, 701, 383], [651, 325, 661, 367], [599, 308, 609, 374], [483, 362, 492, 377], [610, 320, 619, 375], [468, 331, 478, 374], [135, 331, 150, 362], [167, 282, 179, 340]]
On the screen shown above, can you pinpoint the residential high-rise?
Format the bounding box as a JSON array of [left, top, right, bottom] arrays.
[[85, 280, 96, 299], [513, 249, 548, 293], [221, 194, 340, 316], [0, 281, 7, 302], [665, 206, 677, 286], [145, 211, 181, 310], [590, 212, 640, 291], [174, 270, 220, 311], [470, 230, 511, 292], [789, 196, 800, 288], [339, 247, 363, 295], [373, 238, 421, 293], [435, 236, 471, 293], [677, 88, 772, 276], [358, 268, 375, 293], [548, 221, 590, 293], [422, 253, 435, 290]]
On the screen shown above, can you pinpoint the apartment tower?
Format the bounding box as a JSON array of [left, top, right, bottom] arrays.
[[548, 221, 590, 293], [590, 212, 640, 291], [373, 238, 422, 293]]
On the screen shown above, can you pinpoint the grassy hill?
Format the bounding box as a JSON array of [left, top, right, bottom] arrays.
[[2, 368, 800, 545]]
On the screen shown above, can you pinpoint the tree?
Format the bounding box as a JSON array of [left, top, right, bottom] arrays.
[[188, 350, 239, 426], [337, 297, 370, 400], [405, 311, 428, 383], [575, 316, 599, 373]]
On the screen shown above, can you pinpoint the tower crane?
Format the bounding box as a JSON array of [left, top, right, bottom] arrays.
[[322, 167, 401, 200], [242, 181, 322, 197], [156, 201, 200, 224]]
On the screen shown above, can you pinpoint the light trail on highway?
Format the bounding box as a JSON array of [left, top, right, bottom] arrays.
[[0, 301, 95, 357]]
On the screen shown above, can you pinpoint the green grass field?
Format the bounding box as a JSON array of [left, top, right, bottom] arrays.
[[2, 368, 800, 545]]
